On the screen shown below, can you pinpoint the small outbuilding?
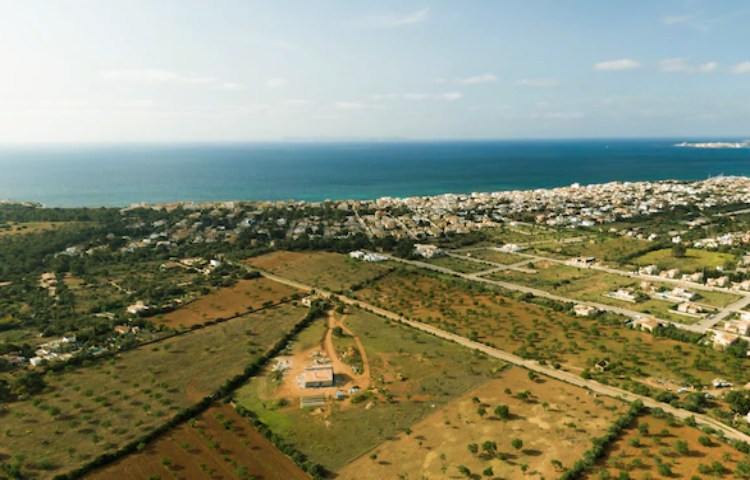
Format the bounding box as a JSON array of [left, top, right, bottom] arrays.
[[304, 365, 334, 388]]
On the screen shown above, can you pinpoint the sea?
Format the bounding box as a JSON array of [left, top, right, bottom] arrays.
[[1, 139, 750, 207]]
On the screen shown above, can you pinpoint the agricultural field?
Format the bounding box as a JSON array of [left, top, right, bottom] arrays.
[[632, 248, 737, 273], [459, 249, 529, 266], [156, 277, 301, 328], [86, 403, 309, 480], [583, 412, 750, 479], [354, 268, 750, 388], [534, 235, 654, 264], [1, 304, 306, 479], [246, 251, 391, 292], [339, 366, 626, 480], [234, 306, 503, 472], [486, 261, 740, 323], [424, 255, 492, 274]]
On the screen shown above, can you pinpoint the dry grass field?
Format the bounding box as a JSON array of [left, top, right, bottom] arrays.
[[354, 269, 750, 387], [234, 306, 503, 471], [1, 304, 306, 479], [339, 366, 625, 480], [583, 413, 750, 479], [246, 251, 391, 292], [156, 277, 301, 328], [86, 403, 309, 480]]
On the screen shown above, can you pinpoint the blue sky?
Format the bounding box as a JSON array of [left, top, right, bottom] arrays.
[[0, 0, 748, 142]]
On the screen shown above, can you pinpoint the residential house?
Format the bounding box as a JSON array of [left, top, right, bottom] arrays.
[[712, 331, 739, 350], [632, 316, 661, 332], [573, 304, 598, 317], [676, 302, 704, 315], [414, 244, 443, 259]]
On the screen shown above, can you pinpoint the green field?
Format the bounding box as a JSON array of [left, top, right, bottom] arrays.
[[234, 307, 502, 471], [2, 304, 305, 479], [533, 235, 653, 264], [354, 268, 750, 387], [632, 248, 737, 273]]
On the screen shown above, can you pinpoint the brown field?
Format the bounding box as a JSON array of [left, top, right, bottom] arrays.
[[246, 251, 390, 292], [339, 366, 625, 480], [354, 268, 750, 388], [157, 277, 301, 328], [86, 403, 309, 480], [584, 413, 750, 479], [1, 304, 305, 479]]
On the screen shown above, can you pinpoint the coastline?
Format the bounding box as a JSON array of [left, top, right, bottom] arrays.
[[3, 175, 749, 211], [2, 139, 750, 208]]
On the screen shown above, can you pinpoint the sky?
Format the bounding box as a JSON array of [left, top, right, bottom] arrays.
[[0, 0, 749, 142]]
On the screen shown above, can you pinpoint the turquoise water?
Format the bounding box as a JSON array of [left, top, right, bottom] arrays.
[[1, 140, 750, 207]]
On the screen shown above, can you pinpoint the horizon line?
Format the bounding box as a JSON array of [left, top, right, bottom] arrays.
[[0, 135, 749, 147]]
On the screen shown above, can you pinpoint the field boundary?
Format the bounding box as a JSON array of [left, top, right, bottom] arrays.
[[54, 301, 327, 480]]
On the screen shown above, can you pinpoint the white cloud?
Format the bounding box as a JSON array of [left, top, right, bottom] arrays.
[[334, 101, 367, 110], [458, 73, 497, 85], [438, 92, 463, 101], [659, 58, 717, 73], [517, 78, 559, 88], [100, 68, 242, 89], [698, 61, 718, 73], [362, 8, 429, 29], [404, 92, 463, 101], [221, 82, 244, 90], [281, 99, 312, 107], [266, 77, 288, 88], [731, 62, 750, 74], [368, 93, 399, 101], [594, 59, 642, 71], [530, 112, 585, 120], [403, 93, 431, 100], [662, 14, 692, 26]]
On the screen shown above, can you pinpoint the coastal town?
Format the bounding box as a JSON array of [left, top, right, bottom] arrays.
[[7, 176, 750, 479]]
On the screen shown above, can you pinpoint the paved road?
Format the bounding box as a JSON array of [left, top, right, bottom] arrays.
[[257, 269, 750, 445], [706, 295, 750, 327], [383, 254, 706, 333]]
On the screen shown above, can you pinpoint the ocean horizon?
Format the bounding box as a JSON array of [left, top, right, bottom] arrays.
[[2, 138, 750, 207]]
